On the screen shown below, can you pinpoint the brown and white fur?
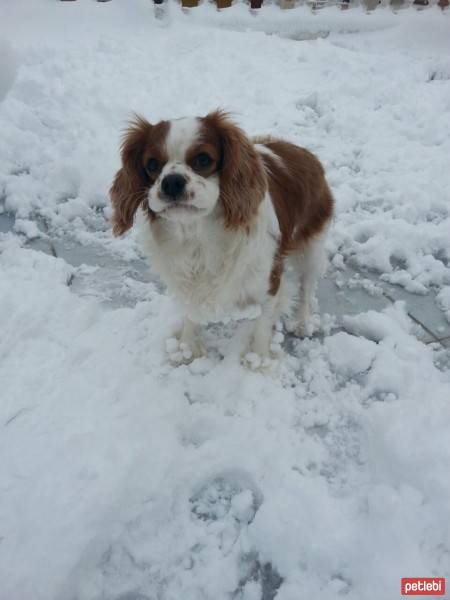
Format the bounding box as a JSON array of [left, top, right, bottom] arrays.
[[110, 110, 334, 366]]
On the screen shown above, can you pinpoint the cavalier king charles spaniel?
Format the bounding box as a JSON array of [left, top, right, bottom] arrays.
[[110, 110, 334, 368]]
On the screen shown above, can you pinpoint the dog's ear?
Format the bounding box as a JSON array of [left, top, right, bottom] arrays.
[[203, 110, 266, 230], [110, 116, 153, 236]]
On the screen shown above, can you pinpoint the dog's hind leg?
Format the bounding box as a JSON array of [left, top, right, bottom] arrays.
[[293, 231, 328, 337], [242, 278, 288, 370]]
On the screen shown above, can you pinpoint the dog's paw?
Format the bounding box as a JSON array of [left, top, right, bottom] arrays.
[[270, 330, 284, 355], [241, 330, 284, 372], [241, 351, 272, 372], [290, 313, 321, 338], [295, 320, 315, 338], [165, 337, 206, 366], [240, 348, 280, 373]]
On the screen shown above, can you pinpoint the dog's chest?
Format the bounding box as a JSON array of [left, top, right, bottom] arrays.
[[143, 219, 274, 318]]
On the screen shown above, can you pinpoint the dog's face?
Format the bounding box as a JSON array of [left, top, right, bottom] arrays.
[[110, 110, 266, 235], [146, 117, 221, 222]]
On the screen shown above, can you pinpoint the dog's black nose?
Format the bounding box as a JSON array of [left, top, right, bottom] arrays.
[[161, 174, 186, 200]]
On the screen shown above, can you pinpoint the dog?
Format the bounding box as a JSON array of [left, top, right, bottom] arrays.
[[110, 110, 334, 367]]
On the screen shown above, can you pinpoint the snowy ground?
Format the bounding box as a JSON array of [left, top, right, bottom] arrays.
[[1, 2, 450, 599]]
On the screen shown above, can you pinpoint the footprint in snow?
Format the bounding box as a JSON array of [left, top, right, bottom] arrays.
[[190, 469, 263, 527]]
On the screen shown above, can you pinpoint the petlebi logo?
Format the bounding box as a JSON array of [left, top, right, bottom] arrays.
[[401, 578, 446, 596]]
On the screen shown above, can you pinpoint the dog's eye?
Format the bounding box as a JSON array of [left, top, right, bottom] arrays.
[[146, 158, 159, 173], [192, 153, 212, 170]]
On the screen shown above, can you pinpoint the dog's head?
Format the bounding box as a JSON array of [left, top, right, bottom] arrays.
[[110, 110, 266, 235]]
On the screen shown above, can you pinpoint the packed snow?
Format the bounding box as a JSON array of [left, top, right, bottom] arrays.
[[1, 1, 450, 599]]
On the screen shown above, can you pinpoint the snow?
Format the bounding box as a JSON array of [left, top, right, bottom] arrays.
[[0, 37, 17, 102], [1, 2, 450, 599], [324, 331, 376, 375], [437, 286, 450, 324]]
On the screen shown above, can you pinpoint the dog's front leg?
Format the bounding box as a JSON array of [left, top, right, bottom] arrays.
[[166, 317, 206, 365], [242, 293, 282, 370], [179, 317, 206, 359]]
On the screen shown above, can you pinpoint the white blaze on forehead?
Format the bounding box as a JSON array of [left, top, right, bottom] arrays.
[[165, 117, 201, 162]]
